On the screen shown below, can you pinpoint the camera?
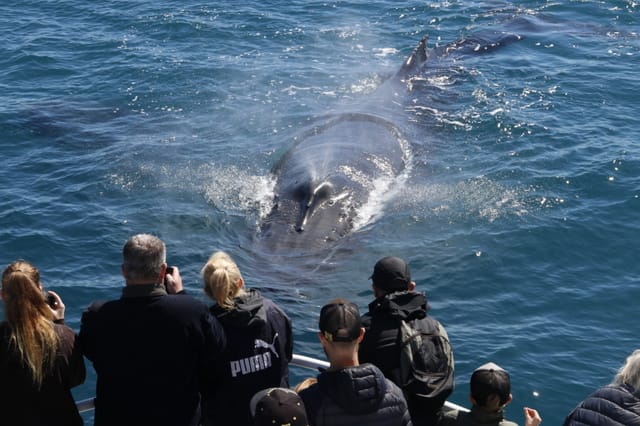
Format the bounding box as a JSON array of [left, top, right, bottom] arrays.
[[46, 294, 57, 308], [164, 266, 174, 288]]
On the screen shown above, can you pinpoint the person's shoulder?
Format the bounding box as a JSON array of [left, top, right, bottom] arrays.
[[299, 381, 321, 403], [262, 297, 291, 320], [438, 408, 462, 426], [53, 322, 76, 337], [162, 292, 208, 309]]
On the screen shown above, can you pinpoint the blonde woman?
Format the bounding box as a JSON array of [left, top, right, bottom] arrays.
[[564, 349, 640, 425], [0, 260, 85, 426], [200, 251, 293, 426]]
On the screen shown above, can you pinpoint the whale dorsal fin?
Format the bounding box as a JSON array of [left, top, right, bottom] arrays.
[[396, 35, 429, 78]]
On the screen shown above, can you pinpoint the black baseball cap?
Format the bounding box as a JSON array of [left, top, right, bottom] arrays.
[[319, 299, 361, 342], [370, 256, 411, 292], [250, 387, 308, 426]]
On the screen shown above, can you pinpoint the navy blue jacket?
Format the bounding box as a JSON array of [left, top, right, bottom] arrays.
[[564, 383, 640, 426], [299, 363, 412, 426], [201, 289, 293, 426], [79, 284, 226, 426]]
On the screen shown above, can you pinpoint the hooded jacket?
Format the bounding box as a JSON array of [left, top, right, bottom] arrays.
[[563, 383, 640, 426], [201, 289, 293, 426], [359, 290, 430, 380], [299, 363, 412, 426], [359, 290, 452, 424]]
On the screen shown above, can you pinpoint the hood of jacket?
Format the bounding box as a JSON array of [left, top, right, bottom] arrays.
[[211, 288, 266, 329], [368, 290, 429, 322], [317, 363, 388, 415]]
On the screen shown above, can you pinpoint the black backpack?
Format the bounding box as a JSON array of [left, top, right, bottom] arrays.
[[394, 315, 455, 407]]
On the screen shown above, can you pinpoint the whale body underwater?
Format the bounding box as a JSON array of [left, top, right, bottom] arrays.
[[256, 31, 521, 253]]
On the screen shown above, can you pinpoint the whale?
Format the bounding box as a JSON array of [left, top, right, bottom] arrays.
[[254, 38, 431, 253], [256, 31, 521, 253]]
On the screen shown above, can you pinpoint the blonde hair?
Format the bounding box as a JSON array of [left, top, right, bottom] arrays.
[[1, 260, 59, 388], [201, 251, 246, 310], [613, 349, 640, 390]]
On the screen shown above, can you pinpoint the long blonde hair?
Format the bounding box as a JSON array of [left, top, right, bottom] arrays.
[[1, 260, 59, 388], [201, 251, 246, 310]]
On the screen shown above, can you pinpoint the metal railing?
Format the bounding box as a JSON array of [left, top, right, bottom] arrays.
[[76, 353, 466, 413]]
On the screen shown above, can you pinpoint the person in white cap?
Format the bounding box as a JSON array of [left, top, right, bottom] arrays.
[[438, 362, 542, 426]]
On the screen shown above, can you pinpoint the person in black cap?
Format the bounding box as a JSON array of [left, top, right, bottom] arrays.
[[298, 298, 412, 426], [358, 256, 453, 425], [438, 362, 542, 426], [250, 387, 309, 426]]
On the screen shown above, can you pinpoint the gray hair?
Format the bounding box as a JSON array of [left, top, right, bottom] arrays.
[[613, 349, 640, 390], [122, 234, 166, 281]]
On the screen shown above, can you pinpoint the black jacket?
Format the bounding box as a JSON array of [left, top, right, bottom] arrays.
[[201, 289, 293, 426], [359, 290, 450, 424], [359, 291, 430, 380], [563, 383, 640, 426], [299, 363, 412, 426], [0, 322, 85, 426], [79, 284, 226, 426]]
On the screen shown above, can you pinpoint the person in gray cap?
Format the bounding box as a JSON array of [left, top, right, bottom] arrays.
[[358, 256, 453, 425], [438, 362, 542, 426], [298, 298, 412, 426]]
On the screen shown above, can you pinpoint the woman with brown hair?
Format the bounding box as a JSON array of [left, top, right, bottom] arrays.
[[0, 260, 86, 425]]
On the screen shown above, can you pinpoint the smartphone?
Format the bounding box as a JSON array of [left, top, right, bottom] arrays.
[[166, 266, 174, 275]]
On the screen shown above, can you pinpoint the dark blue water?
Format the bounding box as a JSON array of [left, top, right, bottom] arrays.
[[1, 1, 639, 424]]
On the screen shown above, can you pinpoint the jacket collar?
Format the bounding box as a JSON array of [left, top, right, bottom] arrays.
[[121, 283, 167, 298]]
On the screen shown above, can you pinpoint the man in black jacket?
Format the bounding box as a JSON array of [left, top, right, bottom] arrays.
[[358, 256, 452, 425], [299, 298, 411, 426], [79, 234, 226, 426]]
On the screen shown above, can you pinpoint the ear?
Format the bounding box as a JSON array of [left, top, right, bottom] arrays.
[[469, 395, 476, 405], [121, 264, 126, 279], [408, 281, 416, 291], [237, 278, 244, 289], [504, 393, 513, 406], [158, 263, 167, 283], [372, 284, 384, 298], [318, 331, 327, 346], [356, 327, 365, 343]]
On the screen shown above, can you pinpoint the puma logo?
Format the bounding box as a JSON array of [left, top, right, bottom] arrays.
[[254, 333, 279, 358]]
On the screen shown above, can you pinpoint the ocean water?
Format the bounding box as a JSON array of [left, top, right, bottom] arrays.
[[1, 1, 639, 424]]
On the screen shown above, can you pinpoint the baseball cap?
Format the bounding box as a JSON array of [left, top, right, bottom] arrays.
[[474, 362, 506, 373], [250, 387, 308, 426], [471, 362, 511, 406], [370, 256, 411, 292], [319, 299, 361, 342]]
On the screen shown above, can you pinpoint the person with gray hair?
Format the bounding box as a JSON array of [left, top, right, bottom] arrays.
[[564, 349, 640, 425], [79, 234, 226, 426]]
